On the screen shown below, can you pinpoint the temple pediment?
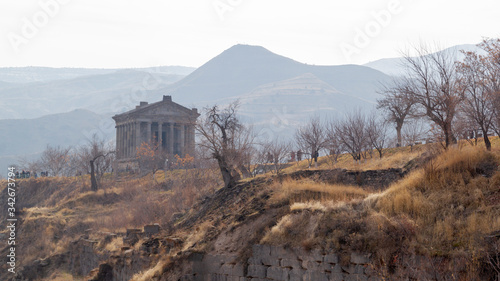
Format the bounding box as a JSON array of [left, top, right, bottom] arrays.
[[112, 95, 199, 124]]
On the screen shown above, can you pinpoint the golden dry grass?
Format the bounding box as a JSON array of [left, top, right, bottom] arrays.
[[261, 144, 500, 273], [1, 137, 499, 280], [0, 164, 222, 268], [268, 178, 369, 206], [283, 142, 429, 173], [131, 259, 169, 281]]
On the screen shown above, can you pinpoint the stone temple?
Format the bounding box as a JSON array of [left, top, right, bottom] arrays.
[[112, 95, 199, 170]]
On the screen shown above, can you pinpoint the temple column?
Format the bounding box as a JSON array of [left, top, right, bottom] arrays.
[[147, 121, 152, 143], [135, 121, 141, 156], [158, 122, 163, 149], [118, 125, 123, 159], [127, 123, 134, 158], [115, 125, 120, 159], [180, 123, 185, 157], [125, 123, 130, 158], [130, 123, 134, 158], [130, 123, 134, 157], [189, 124, 195, 155], [169, 122, 174, 155]]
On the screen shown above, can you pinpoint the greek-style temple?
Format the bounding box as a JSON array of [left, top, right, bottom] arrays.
[[112, 95, 199, 169]]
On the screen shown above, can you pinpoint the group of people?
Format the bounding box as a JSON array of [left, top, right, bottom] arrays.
[[266, 150, 305, 163], [14, 170, 49, 179]]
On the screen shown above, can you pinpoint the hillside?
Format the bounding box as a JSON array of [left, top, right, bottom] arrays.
[[0, 109, 109, 177], [364, 43, 484, 76], [157, 44, 391, 106], [0, 70, 185, 120], [1, 141, 499, 280]]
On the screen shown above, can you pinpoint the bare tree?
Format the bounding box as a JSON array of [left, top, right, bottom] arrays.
[[295, 116, 327, 168], [401, 43, 464, 148], [457, 50, 496, 150], [136, 138, 168, 181], [335, 109, 368, 162], [39, 145, 71, 177], [76, 134, 115, 191], [196, 101, 253, 188], [262, 138, 292, 175], [325, 119, 344, 167], [479, 38, 500, 139], [233, 125, 257, 178], [377, 79, 416, 147], [366, 113, 389, 158], [18, 156, 43, 176], [402, 119, 427, 151]]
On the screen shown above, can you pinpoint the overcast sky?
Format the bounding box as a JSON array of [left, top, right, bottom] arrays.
[[1, 0, 499, 68]]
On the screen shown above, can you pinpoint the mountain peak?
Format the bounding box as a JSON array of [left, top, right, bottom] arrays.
[[211, 44, 296, 65]]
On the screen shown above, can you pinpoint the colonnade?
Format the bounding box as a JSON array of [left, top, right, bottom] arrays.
[[115, 120, 195, 159]]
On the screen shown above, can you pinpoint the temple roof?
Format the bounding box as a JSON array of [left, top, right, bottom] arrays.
[[112, 95, 199, 122]]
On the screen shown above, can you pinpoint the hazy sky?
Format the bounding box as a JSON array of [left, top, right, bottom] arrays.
[[1, 0, 499, 68]]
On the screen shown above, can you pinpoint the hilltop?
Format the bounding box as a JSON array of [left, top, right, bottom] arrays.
[[1, 139, 499, 280]]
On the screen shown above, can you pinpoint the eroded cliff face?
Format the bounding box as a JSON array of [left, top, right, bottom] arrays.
[[10, 237, 112, 281], [9, 168, 409, 281], [10, 229, 167, 281], [182, 245, 375, 281]]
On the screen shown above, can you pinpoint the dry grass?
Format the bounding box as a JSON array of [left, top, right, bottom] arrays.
[[0, 164, 221, 270], [131, 259, 169, 281], [269, 178, 369, 205], [370, 146, 500, 255], [261, 145, 500, 278], [283, 142, 429, 173], [181, 220, 215, 251], [43, 271, 82, 281], [2, 138, 499, 280]]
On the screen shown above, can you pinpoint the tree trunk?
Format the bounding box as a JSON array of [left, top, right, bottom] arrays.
[[396, 123, 403, 147], [483, 129, 492, 151], [239, 165, 252, 178], [90, 160, 98, 191], [443, 123, 455, 149], [216, 155, 238, 188]]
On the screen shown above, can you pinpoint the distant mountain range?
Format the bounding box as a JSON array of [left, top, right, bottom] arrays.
[[141, 44, 392, 138], [0, 43, 481, 176], [0, 70, 186, 119], [0, 109, 110, 176], [0, 65, 195, 83], [156, 44, 390, 105], [363, 44, 483, 76]]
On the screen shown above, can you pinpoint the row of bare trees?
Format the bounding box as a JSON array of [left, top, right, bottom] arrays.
[[294, 112, 389, 166], [378, 39, 500, 151], [19, 135, 115, 190]]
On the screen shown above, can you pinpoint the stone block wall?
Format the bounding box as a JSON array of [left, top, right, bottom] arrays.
[[182, 245, 380, 281]]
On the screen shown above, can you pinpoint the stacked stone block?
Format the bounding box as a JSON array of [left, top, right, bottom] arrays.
[[182, 245, 380, 281]]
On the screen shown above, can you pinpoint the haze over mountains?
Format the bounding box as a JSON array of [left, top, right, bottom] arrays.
[[0, 43, 477, 175], [157, 44, 390, 105], [364, 44, 483, 76], [0, 65, 195, 83]]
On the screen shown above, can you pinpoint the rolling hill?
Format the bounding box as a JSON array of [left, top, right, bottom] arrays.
[[0, 109, 111, 177], [156, 44, 391, 106], [0, 70, 185, 119]]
